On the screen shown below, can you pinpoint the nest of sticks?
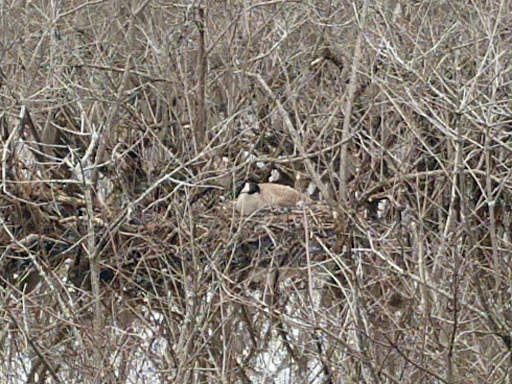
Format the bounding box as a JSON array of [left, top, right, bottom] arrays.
[[1, 192, 343, 306]]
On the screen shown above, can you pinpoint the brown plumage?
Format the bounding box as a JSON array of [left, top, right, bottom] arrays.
[[235, 182, 311, 215]]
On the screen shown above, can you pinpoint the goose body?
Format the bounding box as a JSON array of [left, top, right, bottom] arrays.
[[235, 182, 310, 215]]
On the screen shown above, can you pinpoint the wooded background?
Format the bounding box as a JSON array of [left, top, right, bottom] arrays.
[[1, 0, 512, 383]]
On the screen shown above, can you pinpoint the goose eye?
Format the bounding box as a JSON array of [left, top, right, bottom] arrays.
[[233, 181, 246, 198]]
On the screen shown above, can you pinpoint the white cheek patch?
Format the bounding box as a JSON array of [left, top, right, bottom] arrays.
[[240, 183, 252, 194]]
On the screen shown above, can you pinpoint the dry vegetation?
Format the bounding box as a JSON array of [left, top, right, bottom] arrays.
[[1, 0, 512, 383]]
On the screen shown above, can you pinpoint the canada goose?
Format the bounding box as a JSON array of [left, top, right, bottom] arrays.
[[235, 182, 310, 215]]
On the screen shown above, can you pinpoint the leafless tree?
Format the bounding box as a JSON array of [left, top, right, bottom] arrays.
[[1, 0, 512, 383]]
